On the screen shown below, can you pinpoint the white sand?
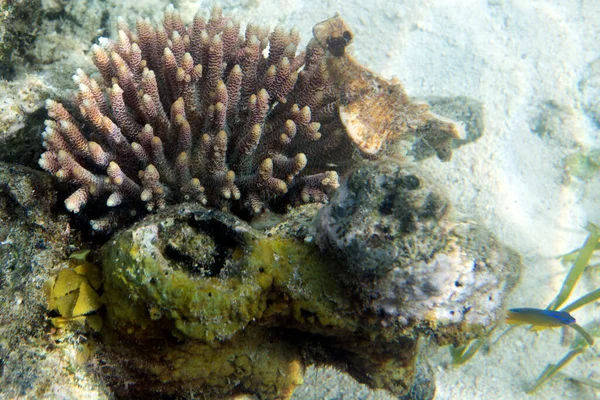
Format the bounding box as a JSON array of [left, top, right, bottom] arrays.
[[175, 0, 600, 398]]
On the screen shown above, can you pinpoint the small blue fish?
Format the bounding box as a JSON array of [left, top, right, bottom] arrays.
[[506, 307, 594, 346], [506, 307, 575, 328]]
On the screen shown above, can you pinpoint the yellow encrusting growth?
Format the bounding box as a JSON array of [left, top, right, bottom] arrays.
[[101, 213, 353, 343], [46, 259, 104, 332], [98, 205, 418, 398]]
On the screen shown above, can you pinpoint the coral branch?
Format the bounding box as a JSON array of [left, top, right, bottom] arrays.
[[39, 6, 348, 226]]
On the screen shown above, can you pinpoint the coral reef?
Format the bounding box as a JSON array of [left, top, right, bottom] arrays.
[[37, 7, 465, 233], [18, 5, 513, 400], [315, 160, 521, 344], [38, 5, 351, 229]]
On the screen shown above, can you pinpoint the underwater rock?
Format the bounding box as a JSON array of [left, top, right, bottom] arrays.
[[99, 203, 432, 398], [410, 96, 485, 161], [0, 163, 111, 398], [531, 100, 581, 148], [315, 160, 521, 344], [0, 0, 42, 79]]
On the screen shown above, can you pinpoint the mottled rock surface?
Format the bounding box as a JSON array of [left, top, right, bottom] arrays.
[[0, 163, 109, 398], [316, 159, 521, 344], [0, 0, 42, 79]]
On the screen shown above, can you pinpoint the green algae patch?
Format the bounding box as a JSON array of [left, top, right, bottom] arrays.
[[53, 269, 87, 298], [102, 215, 273, 342], [98, 205, 367, 398], [101, 205, 356, 343]]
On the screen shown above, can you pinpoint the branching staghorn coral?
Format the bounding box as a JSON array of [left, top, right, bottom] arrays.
[[39, 5, 349, 228]]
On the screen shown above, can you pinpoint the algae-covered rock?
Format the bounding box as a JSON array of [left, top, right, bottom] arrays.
[[316, 159, 521, 345], [416, 96, 484, 159], [0, 163, 110, 398], [98, 158, 520, 396], [103, 327, 306, 399], [101, 204, 352, 343], [99, 203, 431, 398], [0, 0, 42, 79]]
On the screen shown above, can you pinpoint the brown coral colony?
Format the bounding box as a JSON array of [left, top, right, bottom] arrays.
[[39, 5, 345, 225]]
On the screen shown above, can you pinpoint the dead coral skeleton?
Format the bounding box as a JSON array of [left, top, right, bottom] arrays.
[[312, 15, 465, 160], [39, 5, 350, 229]]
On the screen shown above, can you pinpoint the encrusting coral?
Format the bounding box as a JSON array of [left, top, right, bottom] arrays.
[[38, 5, 349, 229]]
